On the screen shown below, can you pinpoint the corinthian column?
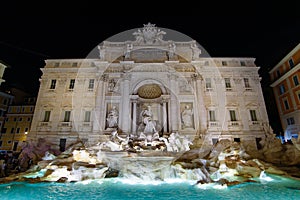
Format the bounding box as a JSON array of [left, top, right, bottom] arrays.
[[93, 74, 107, 132], [193, 73, 207, 135], [132, 99, 137, 135], [169, 73, 179, 132], [121, 74, 131, 133]]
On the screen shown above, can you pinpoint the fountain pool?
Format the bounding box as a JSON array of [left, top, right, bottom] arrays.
[[1, 174, 299, 200]]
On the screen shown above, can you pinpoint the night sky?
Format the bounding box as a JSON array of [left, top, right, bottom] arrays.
[[0, 7, 299, 133]]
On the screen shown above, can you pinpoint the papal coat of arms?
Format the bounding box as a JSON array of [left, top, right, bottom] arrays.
[[133, 22, 166, 44]]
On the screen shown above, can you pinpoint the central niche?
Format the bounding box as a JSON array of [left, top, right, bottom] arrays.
[[137, 84, 162, 99]]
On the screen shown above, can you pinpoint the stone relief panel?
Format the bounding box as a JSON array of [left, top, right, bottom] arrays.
[[179, 79, 193, 94], [107, 78, 120, 94], [180, 102, 194, 130]]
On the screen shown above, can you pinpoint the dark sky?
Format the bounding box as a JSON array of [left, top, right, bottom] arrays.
[[1, 13, 299, 95], [0, 4, 299, 133]]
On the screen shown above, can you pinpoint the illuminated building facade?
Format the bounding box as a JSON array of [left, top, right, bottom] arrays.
[[28, 24, 270, 151]]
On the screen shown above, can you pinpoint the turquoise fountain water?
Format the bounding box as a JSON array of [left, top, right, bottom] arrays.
[[0, 173, 300, 200]]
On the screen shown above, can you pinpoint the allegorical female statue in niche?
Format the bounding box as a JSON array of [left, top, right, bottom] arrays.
[[181, 105, 193, 128], [106, 106, 119, 129]]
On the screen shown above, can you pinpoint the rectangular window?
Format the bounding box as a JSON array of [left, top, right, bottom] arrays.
[[298, 92, 300, 101], [16, 128, 20, 133], [84, 111, 91, 122], [44, 111, 51, 122], [19, 117, 22, 121], [287, 117, 295, 125], [240, 61, 246, 66], [64, 111, 71, 122], [27, 117, 31, 121], [205, 78, 212, 89], [50, 79, 56, 89], [225, 78, 231, 88], [293, 75, 299, 86], [283, 99, 290, 110], [276, 70, 280, 77], [10, 128, 14, 134], [209, 110, 216, 121], [25, 127, 29, 132], [279, 84, 285, 95], [2, 128, 6, 133], [0, 141, 2, 147], [229, 110, 237, 121], [88, 79, 95, 89], [244, 78, 250, 88], [69, 79, 75, 89], [288, 58, 294, 68], [212, 138, 218, 145], [222, 61, 227, 66], [250, 110, 257, 121]]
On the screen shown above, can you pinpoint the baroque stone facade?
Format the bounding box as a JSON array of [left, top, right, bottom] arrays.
[[28, 23, 269, 151]]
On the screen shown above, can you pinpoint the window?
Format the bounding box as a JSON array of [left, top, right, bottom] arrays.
[[84, 111, 91, 122], [69, 79, 75, 89], [22, 107, 25, 112], [276, 70, 280, 77], [13, 117, 17, 122], [298, 92, 300, 101], [225, 78, 231, 89], [50, 79, 56, 89], [0, 141, 2, 147], [209, 110, 216, 121], [88, 79, 95, 90], [250, 110, 257, 121], [240, 61, 246, 66], [293, 75, 299, 86], [64, 111, 71, 122], [44, 111, 51, 122], [3, 99, 7, 105], [244, 78, 250, 88], [288, 58, 294, 68], [287, 117, 295, 125], [10, 128, 14, 134], [222, 61, 227, 66], [229, 110, 237, 121], [279, 84, 285, 95], [25, 128, 29, 132], [2, 128, 6, 133], [30, 107, 34, 112], [27, 117, 31, 122], [16, 128, 20, 133], [212, 138, 218, 145], [205, 78, 212, 89], [19, 117, 22, 121], [234, 138, 240, 142], [5, 118, 8, 122], [283, 99, 290, 110]]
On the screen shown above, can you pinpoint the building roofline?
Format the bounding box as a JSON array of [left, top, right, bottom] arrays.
[[270, 64, 300, 87], [269, 43, 300, 74]]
